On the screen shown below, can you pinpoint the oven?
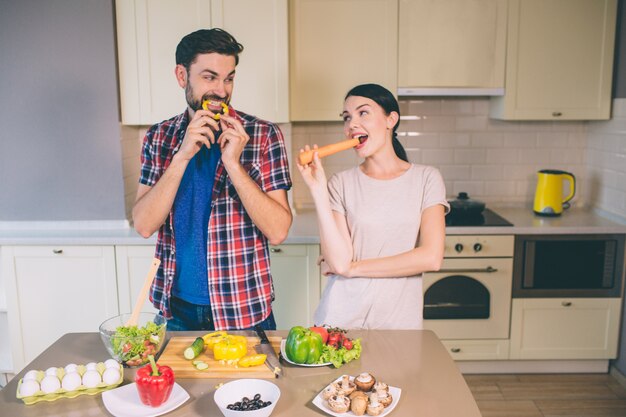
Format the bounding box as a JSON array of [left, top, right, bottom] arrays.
[[423, 235, 514, 339]]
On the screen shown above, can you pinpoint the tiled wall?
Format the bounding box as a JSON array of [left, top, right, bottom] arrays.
[[586, 98, 626, 221], [291, 98, 588, 211]]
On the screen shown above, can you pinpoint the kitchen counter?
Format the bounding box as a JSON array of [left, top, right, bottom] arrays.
[[0, 330, 480, 417], [0, 207, 624, 245]]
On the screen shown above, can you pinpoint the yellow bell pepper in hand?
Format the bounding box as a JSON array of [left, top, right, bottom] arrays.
[[213, 335, 248, 361]]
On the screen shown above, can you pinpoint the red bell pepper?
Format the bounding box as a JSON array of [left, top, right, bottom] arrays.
[[134, 355, 175, 407]]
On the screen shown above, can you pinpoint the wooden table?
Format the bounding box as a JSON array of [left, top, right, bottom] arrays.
[[0, 330, 481, 416]]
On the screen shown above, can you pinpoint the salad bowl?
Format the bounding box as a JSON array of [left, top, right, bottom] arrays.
[[99, 312, 167, 367]]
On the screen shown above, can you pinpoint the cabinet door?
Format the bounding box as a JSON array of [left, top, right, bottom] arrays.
[[2, 246, 118, 371], [269, 244, 320, 329], [398, 0, 506, 91], [115, 245, 159, 316], [509, 298, 621, 359], [490, 0, 617, 120], [289, 0, 398, 121], [116, 0, 212, 124], [210, 0, 289, 123]]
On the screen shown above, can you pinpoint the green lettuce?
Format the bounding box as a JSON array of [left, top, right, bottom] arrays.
[[318, 338, 362, 368]]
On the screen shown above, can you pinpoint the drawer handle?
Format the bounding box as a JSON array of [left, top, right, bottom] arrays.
[[552, 111, 563, 117], [450, 348, 461, 353], [270, 248, 282, 253], [52, 249, 63, 254], [561, 301, 572, 307], [438, 266, 498, 273]]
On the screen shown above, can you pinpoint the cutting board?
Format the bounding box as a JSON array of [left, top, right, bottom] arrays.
[[157, 336, 282, 379]]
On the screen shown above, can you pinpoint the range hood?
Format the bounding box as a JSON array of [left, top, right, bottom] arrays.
[[397, 87, 504, 97]]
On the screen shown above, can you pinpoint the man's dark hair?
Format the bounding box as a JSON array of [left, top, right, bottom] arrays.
[[175, 28, 244, 70]]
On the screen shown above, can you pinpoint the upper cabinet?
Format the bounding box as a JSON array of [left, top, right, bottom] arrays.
[[398, 0, 507, 94], [115, 0, 289, 125], [289, 0, 398, 121], [490, 0, 618, 120]]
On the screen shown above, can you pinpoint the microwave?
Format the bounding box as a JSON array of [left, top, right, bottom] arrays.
[[513, 234, 625, 298]]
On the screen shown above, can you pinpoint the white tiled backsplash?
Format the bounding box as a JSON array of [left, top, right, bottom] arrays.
[[291, 98, 588, 211], [119, 98, 626, 222]]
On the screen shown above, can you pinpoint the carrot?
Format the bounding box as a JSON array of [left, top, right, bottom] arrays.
[[298, 138, 360, 165]]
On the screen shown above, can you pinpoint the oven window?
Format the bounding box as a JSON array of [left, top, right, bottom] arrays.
[[423, 275, 490, 319], [529, 240, 614, 289]]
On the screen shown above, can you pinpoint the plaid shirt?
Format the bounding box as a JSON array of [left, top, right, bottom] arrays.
[[139, 108, 292, 330]]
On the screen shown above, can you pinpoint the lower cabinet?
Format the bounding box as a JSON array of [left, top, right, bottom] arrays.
[[269, 244, 320, 329], [509, 298, 622, 360], [1, 246, 119, 372], [441, 339, 510, 361], [115, 245, 159, 316]]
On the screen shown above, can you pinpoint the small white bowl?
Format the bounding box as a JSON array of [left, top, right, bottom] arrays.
[[214, 379, 280, 417]]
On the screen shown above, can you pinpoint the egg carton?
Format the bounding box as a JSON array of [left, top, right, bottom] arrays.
[[16, 361, 124, 405]]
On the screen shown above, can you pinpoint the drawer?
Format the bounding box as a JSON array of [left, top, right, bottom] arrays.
[[440, 339, 510, 361]]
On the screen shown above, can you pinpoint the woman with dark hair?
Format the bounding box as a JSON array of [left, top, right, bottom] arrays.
[[297, 83, 449, 329]]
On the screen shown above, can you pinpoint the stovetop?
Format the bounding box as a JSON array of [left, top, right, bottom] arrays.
[[445, 208, 514, 227]]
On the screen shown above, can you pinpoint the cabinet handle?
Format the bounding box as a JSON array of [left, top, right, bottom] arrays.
[[552, 111, 563, 117], [450, 348, 461, 353], [270, 248, 282, 253], [52, 249, 63, 254], [438, 266, 498, 273], [561, 301, 572, 307]]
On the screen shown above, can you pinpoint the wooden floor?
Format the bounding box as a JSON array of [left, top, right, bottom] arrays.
[[464, 374, 626, 417]]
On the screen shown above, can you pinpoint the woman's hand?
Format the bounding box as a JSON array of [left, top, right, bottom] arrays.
[[318, 255, 356, 278], [296, 145, 329, 198]]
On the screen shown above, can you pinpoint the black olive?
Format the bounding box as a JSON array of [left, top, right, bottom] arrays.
[[253, 393, 261, 401], [242, 397, 249, 403]]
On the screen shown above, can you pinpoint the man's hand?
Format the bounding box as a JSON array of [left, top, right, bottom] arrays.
[[217, 114, 249, 169], [176, 109, 221, 162]]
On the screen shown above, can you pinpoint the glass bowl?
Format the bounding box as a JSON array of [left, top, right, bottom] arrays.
[[99, 312, 167, 368]]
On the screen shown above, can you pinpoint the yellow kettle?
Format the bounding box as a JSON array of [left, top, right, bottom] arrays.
[[533, 169, 576, 216]]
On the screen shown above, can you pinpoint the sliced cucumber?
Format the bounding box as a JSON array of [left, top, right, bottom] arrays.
[[194, 361, 209, 370], [184, 337, 205, 360]]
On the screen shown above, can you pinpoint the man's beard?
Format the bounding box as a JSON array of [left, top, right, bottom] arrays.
[[185, 83, 228, 112]]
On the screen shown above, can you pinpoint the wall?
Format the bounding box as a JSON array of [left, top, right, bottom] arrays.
[[0, 0, 126, 222], [291, 98, 588, 210]]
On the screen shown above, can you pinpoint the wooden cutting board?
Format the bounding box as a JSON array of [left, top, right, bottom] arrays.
[[157, 336, 282, 379]]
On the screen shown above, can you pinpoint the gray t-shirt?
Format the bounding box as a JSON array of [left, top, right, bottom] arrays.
[[313, 164, 449, 329]]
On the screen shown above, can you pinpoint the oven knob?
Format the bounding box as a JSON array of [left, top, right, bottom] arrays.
[[454, 243, 464, 253], [473, 243, 482, 252]]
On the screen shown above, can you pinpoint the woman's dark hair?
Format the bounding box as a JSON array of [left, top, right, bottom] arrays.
[[345, 83, 408, 162], [175, 28, 244, 71]]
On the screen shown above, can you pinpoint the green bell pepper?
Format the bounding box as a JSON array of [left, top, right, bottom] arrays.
[[285, 326, 323, 364]]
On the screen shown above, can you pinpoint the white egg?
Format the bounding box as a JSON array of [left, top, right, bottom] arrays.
[[81, 370, 101, 388], [102, 368, 120, 385], [40, 375, 61, 393], [23, 370, 39, 381], [64, 363, 78, 374], [45, 367, 58, 377], [19, 379, 40, 397], [85, 362, 98, 371], [61, 372, 82, 391], [104, 359, 119, 369]]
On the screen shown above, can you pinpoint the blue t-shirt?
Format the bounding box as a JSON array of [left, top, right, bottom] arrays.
[[172, 145, 221, 305]]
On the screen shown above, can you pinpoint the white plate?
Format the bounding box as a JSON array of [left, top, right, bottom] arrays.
[[312, 376, 401, 417], [280, 340, 332, 367], [102, 382, 189, 417]]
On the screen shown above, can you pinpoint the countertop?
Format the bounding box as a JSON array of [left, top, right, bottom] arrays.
[[0, 330, 481, 417], [0, 207, 625, 245]]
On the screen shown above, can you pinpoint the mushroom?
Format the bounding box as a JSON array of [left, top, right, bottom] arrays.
[[350, 394, 368, 416], [375, 386, 393, 407], [327, 393, 350, 413], [350, 390, 369, 401], [321, 383, 338, 400], [373, 381, 389, 393], [354, 372, 376, 391], [366, 392, 385, 416], [332, 374, 356, 396]]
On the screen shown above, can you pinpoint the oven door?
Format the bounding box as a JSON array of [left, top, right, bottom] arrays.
[[422, 258, 513, 339]]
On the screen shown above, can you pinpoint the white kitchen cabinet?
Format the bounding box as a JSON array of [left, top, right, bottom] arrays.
[[441, 339, 510, 361], [116, 0, 289, 125], [509, 298, 621, 360], [269, 244, 321, 329], [289, 0, 398, 121], [490, 0, 617, 120], [1, 246, 119, 372], [115, 245, 159, 316], [398, 0, 506, 94]]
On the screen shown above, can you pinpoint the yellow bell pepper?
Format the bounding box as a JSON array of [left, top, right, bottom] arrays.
[[202, 331, 227, 350], [213, 335, 248, 361], [238, 354, 267, 368]]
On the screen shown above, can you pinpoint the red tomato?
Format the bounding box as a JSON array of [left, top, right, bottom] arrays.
[[309, 326, 329, 344], [122, 343, 132, 353], [342, 338, 353, 350], [327, 332, 343, 348]]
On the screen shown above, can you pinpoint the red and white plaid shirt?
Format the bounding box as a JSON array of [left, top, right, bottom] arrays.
[[139, 108, 292, 330]]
